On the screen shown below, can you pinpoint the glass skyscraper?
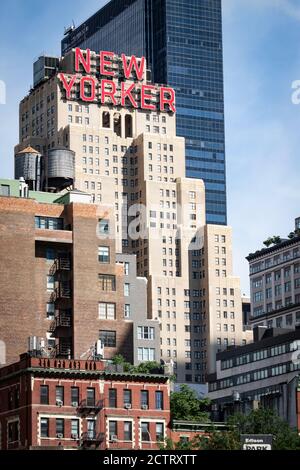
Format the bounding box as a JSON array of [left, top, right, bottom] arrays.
[[62, 0, 227, 224]]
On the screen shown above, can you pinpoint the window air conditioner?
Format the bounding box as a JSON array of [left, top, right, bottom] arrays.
[[56, 399, 63, 407], [141, 404, 148, 410], [110, 434, 118, 442], [56, 433, 63, 439]]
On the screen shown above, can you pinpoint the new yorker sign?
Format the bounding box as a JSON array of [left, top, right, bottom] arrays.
[[58, 48, 176, 113]]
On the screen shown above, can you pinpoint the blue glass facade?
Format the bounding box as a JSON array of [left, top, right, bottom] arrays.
[[62, 0, 227, 225]]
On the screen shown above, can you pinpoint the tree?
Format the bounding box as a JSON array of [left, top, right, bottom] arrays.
[[170, 385, 211, 422], [229, 408, 300, 451], [134, 361, 162, 374], [195, 430, 240, 450]]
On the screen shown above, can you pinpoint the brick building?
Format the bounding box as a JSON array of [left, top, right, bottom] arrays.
[[0, 354, 170, 450], [15, 47, 250, 385], [0, 181, 132, 365]]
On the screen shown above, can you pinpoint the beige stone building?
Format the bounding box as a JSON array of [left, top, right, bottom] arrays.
[[15, 49, 251, 384]]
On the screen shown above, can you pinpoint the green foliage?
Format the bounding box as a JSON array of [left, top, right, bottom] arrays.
[[229, 408, 300, 451], [195, 430, 240, 450], [134, 361, 162, 374], [111, 355, 162, 374], [263, 236, 282, 247], [170, 384, 211, 422]]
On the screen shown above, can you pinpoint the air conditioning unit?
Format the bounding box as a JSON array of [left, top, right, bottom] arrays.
[[71, 433, 78, 440], [124, 403, 132, 409], [56, 399, 63, 407], [56, 433, 63, 439], [141, 404, 148, 410], [110, 434, 118, 442], [72, 401, 78, 407]]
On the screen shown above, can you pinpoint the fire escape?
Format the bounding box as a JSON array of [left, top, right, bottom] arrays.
[[78, 399, 105, 449], [50, 253, 73, 358]]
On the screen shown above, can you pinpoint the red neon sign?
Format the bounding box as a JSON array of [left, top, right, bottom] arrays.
[[58, 48, 176, 113]]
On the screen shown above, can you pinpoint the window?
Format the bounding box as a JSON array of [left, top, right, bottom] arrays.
[[123, 389, 132, 406], [35, 216, 63, 230], [46, 275, 54, 291], [98, 302, 116, 320], [140, 390, 149, 408], [71, 387, 79, 406], [124, 304, 131, 318], [71, 419, 79, 439], [56, 419, 64, 438], [155, 391, 163, 410], [108, 389, 117, 408], [87, 388, 95, 406], [124, 262, 130, 275], [40, 418, 49, 438], [124, 283, 130, 296], [156, 423, 164, 441], [56, 386, 64, 405], [141, 422, 150, 441], [99, 330, 116, 347], [138, 348, 155, 361], [109, 421, 117, 440], [138, 326, 155, 340], [8, 421, 19, 443], [99, 274, 116, 291], [98, 218, 110, 235], [124, 422, 132, 441], [46, 303, 55, 320], [40, 385, 49, 405], [98, 246, 110, 263]]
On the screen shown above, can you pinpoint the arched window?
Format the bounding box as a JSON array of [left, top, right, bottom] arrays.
[[125, 114, 133, 138], [102, 111, 110, 128], [113, 113, 121, 137]]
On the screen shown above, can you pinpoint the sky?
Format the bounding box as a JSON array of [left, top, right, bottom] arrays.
[[1, 0, 300, 294]]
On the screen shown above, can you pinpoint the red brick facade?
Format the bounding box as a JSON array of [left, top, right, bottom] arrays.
[[0, 196, 133, 366], [0, 355, 170, 450]]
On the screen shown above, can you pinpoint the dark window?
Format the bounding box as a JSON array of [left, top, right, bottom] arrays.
[[8, 421, 19, 443], [40, 418, 49, 438], [140, 390, 149, 408], [15, 389, 20, 408], [71, 419, 79, 439], [124, 421, 132, 441], [56, 419, 64, 438], [141, 422, 150, 441], [109, 421, 117, 440], [99, 274, 116, 291], [123, 389, 132, 406], [155, 391, 163, 410], [87, 388, 95, 407], [98, 218, 110, 234], [71, 387, 79, 406], [35, 216, 64, 230], [109, 389, 117, 408], [56, 386, 64, 405], [40, 385, 49, 405], [99, 330, 116, 348], [8, 390, 14, 410], [98, 246, 110, 263], [0, 184, 10, 196], [156, 423, 164, 441]]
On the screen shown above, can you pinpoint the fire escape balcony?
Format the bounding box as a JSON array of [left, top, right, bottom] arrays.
[[81, 432, 105, 447], [50, 256, 71, 276], [50, 311, 72, 336], [55, 341, 72, 359], [77, 399, 104, 415], [51, 282, 72, 302]]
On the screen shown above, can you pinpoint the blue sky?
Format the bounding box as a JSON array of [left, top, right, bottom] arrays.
[[1, 0, 300, 293]]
